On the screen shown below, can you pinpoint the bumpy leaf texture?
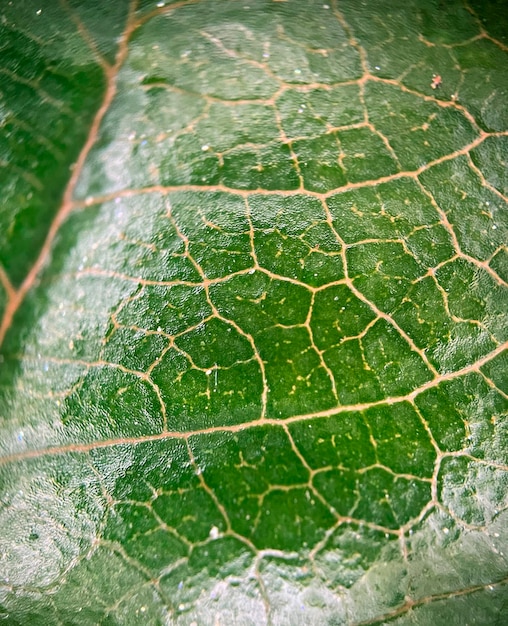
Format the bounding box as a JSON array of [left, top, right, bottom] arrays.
[[0, 0, 507, 624]]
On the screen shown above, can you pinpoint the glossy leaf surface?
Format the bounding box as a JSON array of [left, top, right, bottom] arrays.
[[0, 1, 507, 624]]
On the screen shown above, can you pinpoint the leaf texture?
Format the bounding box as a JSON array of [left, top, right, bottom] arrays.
[[0, 1, 507, 624]]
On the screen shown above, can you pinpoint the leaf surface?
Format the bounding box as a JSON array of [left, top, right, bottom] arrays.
[[0, 1, 507, 624]]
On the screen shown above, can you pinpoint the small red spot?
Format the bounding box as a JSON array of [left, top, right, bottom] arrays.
[[431, 74, 442, 89]]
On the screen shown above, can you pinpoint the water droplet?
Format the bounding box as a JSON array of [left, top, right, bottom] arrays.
[[36, 9, 42, 15], [294, 68, 301, 74], [201, 144, 210, 151], [157, 2, 165, 7]]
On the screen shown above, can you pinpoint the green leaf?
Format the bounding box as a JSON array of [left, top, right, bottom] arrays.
[[1, 1, 507, 624]]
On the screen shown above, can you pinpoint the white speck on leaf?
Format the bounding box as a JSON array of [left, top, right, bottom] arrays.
[[209, 526, 219, 539]]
